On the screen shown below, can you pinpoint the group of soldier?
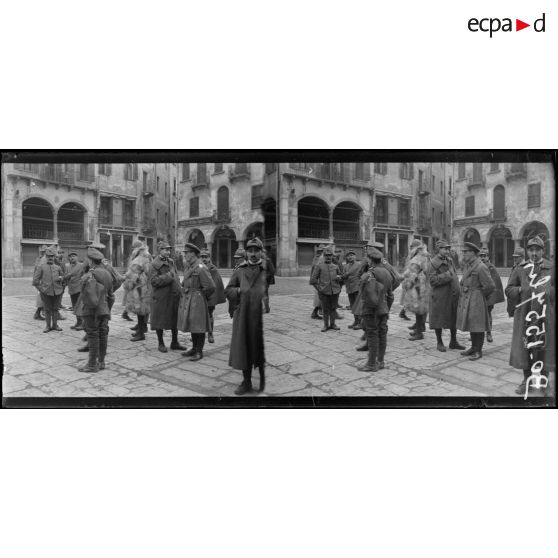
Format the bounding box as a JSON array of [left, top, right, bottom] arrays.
[[309, 236, 555, 396]]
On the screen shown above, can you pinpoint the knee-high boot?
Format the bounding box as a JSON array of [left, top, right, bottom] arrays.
[[235, 369, 253, 395]]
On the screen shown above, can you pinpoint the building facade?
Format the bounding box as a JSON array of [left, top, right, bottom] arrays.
[[451, 162, 555, 266], [1, 162, 175, 276]]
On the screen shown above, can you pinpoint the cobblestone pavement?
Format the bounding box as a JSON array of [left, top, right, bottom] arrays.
[[1, 276, 552, 400]]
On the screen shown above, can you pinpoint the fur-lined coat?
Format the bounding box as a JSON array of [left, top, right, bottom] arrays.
[[401, 244, 430, 314], [124, 248, 152, 315]]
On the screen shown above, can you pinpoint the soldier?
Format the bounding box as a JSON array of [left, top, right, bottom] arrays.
[[427, 240, 465, 352], [77, 247, 114, 373], [456, 242, 495, 361], [149, 241, 186, 353], [125, 242, 152, 342], [505, 236, 555, 396], [402, 239, 430, 341], [343, 249, 362, 329], [122, 240, 145, 321], [357, 248, 394, 372], [33, 245, 48, 320], [310, 246, 343, 332], [200, 248, 226, 343], [32, 247, 65, 333], [506, 248, 525, 318], [310, 244, 325, 320], [225, 237, 268, 395], [478, 249, 505, 343], [178, 244, 215, 361], [65, 250, 86, 330]]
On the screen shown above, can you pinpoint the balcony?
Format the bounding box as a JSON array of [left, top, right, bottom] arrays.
[[229, 163, 251, 180], [467, 174, 485, 189], [506, 164, 527, 180], [192, 168, 210, 189], [213, 209, 231, 224], [489, 208, 507, 223], [333, 230, 361, 241], [454, 209, 506, 226]]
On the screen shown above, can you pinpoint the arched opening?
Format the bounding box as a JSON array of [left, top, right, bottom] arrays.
[[521, 221, 551, 254], [217, 186, 230, 221], [213, 226, 238, 269], [488, 226, 513, 267], [333, 201, 362, 242], [22, 197, 54, 240], [464, 227, 481, 248], [493, 185, 506, 220], [57, 202, 87, 261], [244, 222, 264, 242], [298, 196, 329, 239], [261, 198, 277, 267], [187, 228, 206, 249]]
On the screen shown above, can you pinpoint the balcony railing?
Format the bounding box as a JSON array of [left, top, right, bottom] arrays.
[[285, 163, 371, 185], [417, 217, 432, 233], [333, 230, 361, 241], [298, 223, 330, 239], [213, 209, 231, 224], [229, 163, 251, 180], [142, 217, 156, 232], [468, 174, 485, 188], [489, 208, 507, 222], [22, 221, 54, 240]]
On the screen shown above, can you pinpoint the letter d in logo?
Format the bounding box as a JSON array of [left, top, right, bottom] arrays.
[[534, 13, 546, 32]]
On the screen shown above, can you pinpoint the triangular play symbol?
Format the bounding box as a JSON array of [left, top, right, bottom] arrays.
[[516, 19, 530, 31]]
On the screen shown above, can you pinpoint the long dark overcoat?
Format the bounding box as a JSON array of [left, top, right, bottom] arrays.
[[506, 263, 522, 317], [427, 254, 460, 329], [455, 258, 495, 332], [485, 262, 505, 306], [225, 262, 266, 370], [505, 258, 555, 372], [149, 256, 181, 330], [178, 262, 215, 333], [205, 263, 226, 307]]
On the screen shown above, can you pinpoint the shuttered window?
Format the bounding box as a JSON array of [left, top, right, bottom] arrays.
[[527, 183, 541, 208], [465, 195, 475, 216], [190, 197, 199, 217]]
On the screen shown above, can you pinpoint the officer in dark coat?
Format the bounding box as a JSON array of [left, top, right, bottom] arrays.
[[226, 237, 268, 395], [506, 248, 525, 318], [310, 246, 343, 332], [427, 240, 465, 352], [149, 241, 186, 353], [32, 247, 65, 333], [343, 249, 362, 329], [357, 248, 394, 372], [178, 243, 215, 361], [200, 248, 226, 343], [505, 236, 555, 396], [77, 247, 114, 373], [479, 248, 505, 343], [456, 242, 495, 360], [65, 250, 85, 330]]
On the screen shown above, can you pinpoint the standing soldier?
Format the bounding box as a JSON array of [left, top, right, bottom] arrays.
[[368, 241, 402, 302], [200, 248, 225, 343], [310, 244, 325, 320], [505, 236, 555, 396], [427, 240, 465, 352], [225, 237, 268, 395], [479, 249, 505, 343], [122, 240, 144, 321], [402, 239, 430, 341], [310, 246, 343, 332], [33, 245, 48, 320], [77, 247, 114, 373], [149, 241, 186, 353], [343, 249, 362, 329], [506, 248, 525, 318], [125, 242, 152, 342], [178, 243, 215, 361], [65, 250, 85, 330], [456, 242, 495, 360], [32, 247, 65, 333], [357, 248, 394, 372]]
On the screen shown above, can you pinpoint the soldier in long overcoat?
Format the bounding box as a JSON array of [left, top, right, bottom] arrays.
[[456, 242, 495, 360], [479, 249, 505, 343], [149, 241, 186, 353], [505, 236, 555, 395], [178, 243, 215, 361], [506, 248, 525, 318], [310, 246, 343, 332], [200, 248, 226, 343], [343, 249, 362, 329], [32, 247, 65, 333], [310, 244, 325, 319], [225, 237, 268, 395], [125, 243, 152, 342], [427, 240, 465, 352], [65, 250, 85, 330], [402, 240, 430, 340]]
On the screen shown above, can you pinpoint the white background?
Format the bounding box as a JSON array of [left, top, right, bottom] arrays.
[[1, 1, 557, 557]]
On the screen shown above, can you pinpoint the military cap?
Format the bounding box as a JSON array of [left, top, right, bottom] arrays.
[[233, 248, 246, 259], [316, 244, 326, 251], [200, 249, 210, 257], [512, 248, 524, 258], [158, 240, 172, 251], [87, 247, 104, 262], [182, 242, 201, 255], [527, 236, 545, 249], [478, 248, 489, 256], [89, 241, 106, 250], [132, 240, 144, 249], [410, 239, 422, 249], [45, 248, 56, 256], [367, 247, 383, 260], [68, 250, 78, 257], [367, 241, 385, 250], [462, 242, 480, 253], [346, 248, 356, 256], [436, 240, 451, 250], [323, 247, 334, 255], [246, 237, 264, 250]]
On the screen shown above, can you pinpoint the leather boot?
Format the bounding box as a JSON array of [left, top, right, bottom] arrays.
[[99, 334, 107, 370], [486, 332, 493, 343], [51, 315, 62, 331], [356, 342, 368, 351], [43, 311, 52, 333], [311, 307, 321, 319], [329, 316, 340, 330], [321, 315, 329, 332], [78, 337, 99, 373], [409, 332, 424, 341], [131, 332, 145, 341], [235, 370, 253, 395], [449, 330, 465, 350], [34, 308, 45, 320], [258, 365, 266, 392], [399, 308, 411, 321], [122, 310, 133, 321]]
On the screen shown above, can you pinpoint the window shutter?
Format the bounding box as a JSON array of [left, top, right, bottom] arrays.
[[88, 164, 95, 182], [363, 163, 370, 180], [106, 163, 112, 176], [409, 164, 414, 180], [123, 165, 129, 181], [133, 164, 138, 181], [399, 164, 404, 179]]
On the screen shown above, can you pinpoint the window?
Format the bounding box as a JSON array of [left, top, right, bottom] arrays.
[[190, 197, 199, 218], [123, 199, 135, 227], [355, 163, 365, 180], [98, 163, 112, 176], [431, 174, 435, 191], [374, 162, 388, 175], [290, 162, 308, 171], [217, 186, 229, 221], [196, 163, 207, 184], [251, 185, 263, 209], [100, 197, 112, 224], [465, 195, 475, 216], [375, 196, 388, 223], [528, 183, 541, 208], [143, 171, 148, 189], [79, 164, 93, 182], [432, 208, 435, 226], [490, 162, 499, 172], [265, 163, 276, 174], [400, 163, 414, 180], [511, 162, 526, 172], [418, 169, 424, 189], [124, 163, 138, 181], [472, 163, 483, 184], [214, 163, 223, 173], [156, 208, 159, 224], [157, 176, 160, 192], [458, 163, 466, 179], [235, 162, 248, 175], [398, 199, 410, 226], [182, 163, 190, 180], [440, 211, 444, 227]]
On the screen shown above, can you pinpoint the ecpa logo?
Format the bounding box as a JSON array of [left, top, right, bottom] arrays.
[[468, 13, 546, 37]]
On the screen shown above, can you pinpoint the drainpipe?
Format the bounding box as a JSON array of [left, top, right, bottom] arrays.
[[276, 163, 280, 274]]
